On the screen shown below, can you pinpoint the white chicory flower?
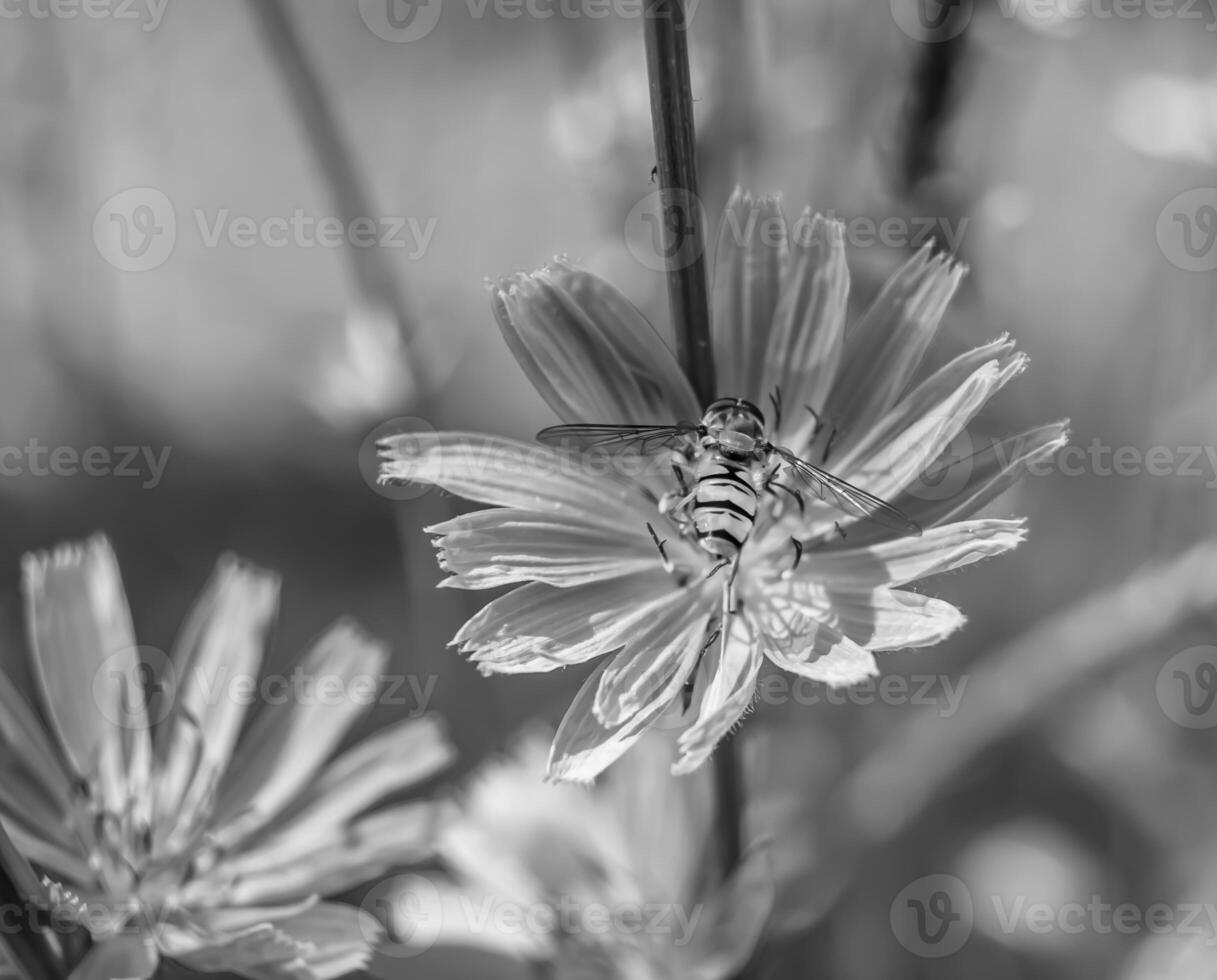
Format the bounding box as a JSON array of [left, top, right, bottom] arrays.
[[0, 535, 454, 980], [380, 188, 1068, 782], [379, 729, 773, 979]]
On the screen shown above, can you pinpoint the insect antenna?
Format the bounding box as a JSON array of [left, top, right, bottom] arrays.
[[768, 386, 784, 431]]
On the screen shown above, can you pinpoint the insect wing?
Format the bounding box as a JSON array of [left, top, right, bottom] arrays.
[[773, 446, 922, 536], [537, 423, 699, 456]]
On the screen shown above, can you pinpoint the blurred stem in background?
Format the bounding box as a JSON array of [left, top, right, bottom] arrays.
[[642, 0, 746, 945], [246, 0, 418, 355], [797, 540, 1217, 929], [0, 823, 71, 980]]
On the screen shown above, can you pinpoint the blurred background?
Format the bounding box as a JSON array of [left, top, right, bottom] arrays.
[[1, 0, 1216, 977]]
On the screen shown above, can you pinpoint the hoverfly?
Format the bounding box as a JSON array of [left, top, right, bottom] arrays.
[[538, 396, 921, 708]]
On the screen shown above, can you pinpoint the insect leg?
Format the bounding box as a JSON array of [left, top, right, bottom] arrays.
[[646, 522, 675, 574], [781, 537, 806, 580], [683, 624, 721, 713], [670, 462, 690, 497], [804, 405, 841, 463], [705, 557, 731, 582], [768, 480, 806, 517], [822, 423, 840, 464]]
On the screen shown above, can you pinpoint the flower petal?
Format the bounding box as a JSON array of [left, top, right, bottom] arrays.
[[790, 586, 965, 651], [761, 212, 850, 448], [153, 555, 280, 852], [205, 717, 453, 902], [22, 535, 149, 815], [548, 654, 696, 784], [491, 259, 699, 424], [174, 902, 380, 980], [0, 669, 73, 829], [3, 817, 92, 885], [208, 620, 388, 851], [378, 876, 551, 961], [753, 597, 878, 686], [839, 353, 1028, 503], [65, 932, 158, 980], [380, 433, 651, 533], [455, 575, 685, 674], [825, 247, 965, 446], [593, 598, 713, 728], [674, 620, 762, 775], [857, 421, 1068, 547], [194, 803, 441, 907], [712, 188, 788, 403], [841, 333, 1017, 462], [806, 518, 1028, 587], [428, 508, 661, 589]]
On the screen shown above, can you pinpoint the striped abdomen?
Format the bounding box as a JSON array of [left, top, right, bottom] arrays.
[[692, 455, 758, 558]]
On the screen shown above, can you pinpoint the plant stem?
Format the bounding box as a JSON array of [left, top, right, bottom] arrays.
[[714, 731, 743, 872], [642, 0, 743, 946], [642, 0, 716, 407], [0, 824, 70, 980]]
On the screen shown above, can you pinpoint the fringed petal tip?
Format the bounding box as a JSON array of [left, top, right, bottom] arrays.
[[726, 185, 784, 212], [791, 206, 847, 245], [544, 741, 597, 785], [21, 532, 116, 585], [485, 256, 577, 291], [671, 701, 754, 777], [911, 240, 970, 280], [316, 617, 392, 677], [211, 551, 279, 584]]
